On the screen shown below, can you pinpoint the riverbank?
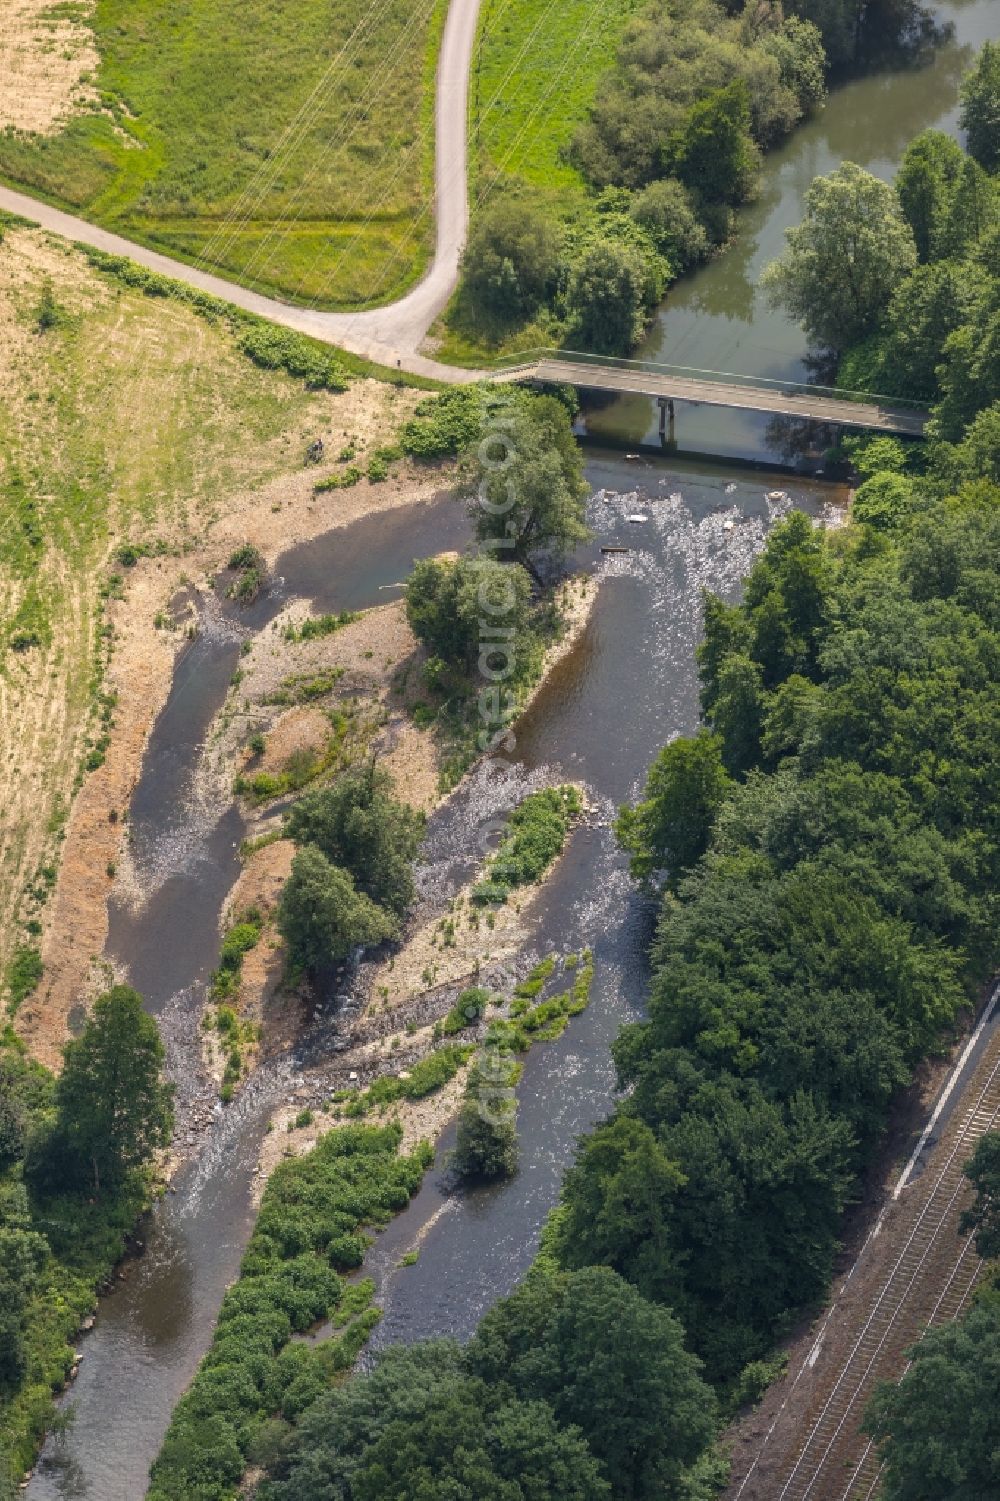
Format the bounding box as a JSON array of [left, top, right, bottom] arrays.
[[15, 419, 453, 1069]]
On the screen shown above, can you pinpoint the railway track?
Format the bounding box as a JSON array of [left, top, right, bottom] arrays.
[[731, 1009, 1000, 1501]]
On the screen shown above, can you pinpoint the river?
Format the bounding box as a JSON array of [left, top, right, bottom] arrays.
[[583, 0, 999, 462], [25, 0, 997, 1493]]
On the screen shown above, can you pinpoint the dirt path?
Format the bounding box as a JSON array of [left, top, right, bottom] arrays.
[[0, 0, 485, 378]]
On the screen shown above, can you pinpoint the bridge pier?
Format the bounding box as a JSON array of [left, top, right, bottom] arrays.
[[657, 396, 676, 451]]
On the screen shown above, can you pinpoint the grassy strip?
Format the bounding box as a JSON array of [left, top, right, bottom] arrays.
[[470, 0, 639, 202], [147, 1123, 433, 1501], [507, 949, 594, 1043], [334, 1044, 474, 1118], [210, 910, 265, 1002], [282, 611, 362, 644], [4, 946, 43, 1016], [79, 247, 442, 390], [235, 707, 353, 805], [472, 785, 582, 905]]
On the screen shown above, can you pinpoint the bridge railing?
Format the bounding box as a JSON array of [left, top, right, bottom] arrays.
[[489, 347, 929, 415]]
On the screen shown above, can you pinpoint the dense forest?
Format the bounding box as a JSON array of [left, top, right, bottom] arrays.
[[239, 46, 1000, 1501]]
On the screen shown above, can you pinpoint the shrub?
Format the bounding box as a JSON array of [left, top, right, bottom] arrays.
[[5, 947, 42, 1013], [226, 544, 266, 604], [314, 465, 362, 492], [472, 786, 581, 905], [342, 1046, 473, 1117], [397, 387, 486, 458], [442, 987, 491, 1035], [282, 610, 360, 643], [235, 323, 349, 391]]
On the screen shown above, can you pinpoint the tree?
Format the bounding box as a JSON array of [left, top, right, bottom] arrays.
[[742, 510, 832, 684], [405, 556, 533, 679], [0, 1280, 27, 1393], [851, 469, 917, 532], [959, 1130, 1000, 1255], [762, 17, 827, 116], [959, 39, 1000, 171], [864, 1300, 1000, 1499], [468, 394, 589, 576], [461, 196, 560, 332], [708, 654, 766, 776], [566, 238, 647, 354], [262, 1341, 610, 1501], [883, 260, 988, 399], [453, 1057, 519, 1181], [951, 401, 1000, 484], [630, 178, 708, 269], [0, 1063, 24, 1168], [51, 987, 173, 1193], [278, 846, 395, 975], [785, 0, 863, 67], [552, 1116, 685, 1306], [284, 766, 423, 919], [673, 82, 759, 205], [468, 1267, 718, 1501], [895, 130, 965, 261], [762, 162, 917, 351], [934, 157, 998, 260], [615, 729, 731, 884]]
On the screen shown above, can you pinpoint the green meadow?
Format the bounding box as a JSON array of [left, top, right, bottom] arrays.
[[0, 0, 446, 308], [470, 0, 639, 205]]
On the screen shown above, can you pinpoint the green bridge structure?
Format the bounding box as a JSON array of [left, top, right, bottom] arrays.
[[491, 349, 930, 438]]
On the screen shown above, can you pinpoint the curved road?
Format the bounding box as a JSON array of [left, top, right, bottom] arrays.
[[0, 0, 485, 382]]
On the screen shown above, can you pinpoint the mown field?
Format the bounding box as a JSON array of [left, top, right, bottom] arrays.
[[470, 0, 638, 205], [0, 0, 446, 307]]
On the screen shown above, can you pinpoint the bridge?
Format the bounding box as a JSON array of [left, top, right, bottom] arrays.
[[493, 350, 929, 437]]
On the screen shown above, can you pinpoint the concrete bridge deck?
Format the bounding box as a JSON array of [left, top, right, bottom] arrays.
[[499, 354, 929, 437]]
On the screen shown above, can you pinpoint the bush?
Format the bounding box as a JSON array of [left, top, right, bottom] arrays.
[[472, 786, 581, 905], [343, 1045, 473, 1117], [442, 987, 491, 1035], [397, 387, 485, 458], [5, 947, 42, 1014], [226, 544, 266, 604], [459, 194, 561, 333], [235, 323, 349, 392], [283, 610, 360, 643]]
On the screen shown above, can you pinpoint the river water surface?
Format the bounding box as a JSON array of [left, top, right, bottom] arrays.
[[26, 2, 997, 1493]]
